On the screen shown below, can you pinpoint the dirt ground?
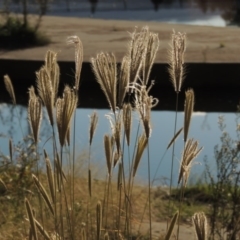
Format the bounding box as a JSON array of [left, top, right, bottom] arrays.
[[1, 15, 240, 63]]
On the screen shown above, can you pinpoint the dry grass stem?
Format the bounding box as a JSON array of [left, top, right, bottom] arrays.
[[192, 212, 208, 240], [44, 150, 55, 204], [91, 52, 117, 113], [4, 75, 16, 104], [117, 162, 123, 191], [122, 103, 132, 146], [133, 134, 148, 177], [184, 89, 195, 142], [88, 169, 92, 197], [96, 201, 102, 240], [56, 85, 78, 147], [32, 174, 54, 216], [9, 138, 13, 162], [178, 139, 203, 187], [104, 134, 113, 176], [25, 198, 38, 240], [34, 218, 51, 240], [67, 35, 83, 90], [169, 31, 186, 93], [167, 127, 183, 150], [28, 86, 42, 144], [165, 211, 179, 240], [89, 111, 98, 146], [118, 56, 130, 107]]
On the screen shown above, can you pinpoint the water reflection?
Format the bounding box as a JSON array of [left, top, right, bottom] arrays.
[[0, 104, 238, 186]]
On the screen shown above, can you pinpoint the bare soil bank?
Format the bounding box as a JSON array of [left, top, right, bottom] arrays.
[[1, 15, 240, 63]]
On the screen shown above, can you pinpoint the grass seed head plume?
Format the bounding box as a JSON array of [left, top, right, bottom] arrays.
[[91, 52, 117, 113], [56, 85, 78, 147], [142, 30, 160, 86], [44, 50, 60, 102], [89, 111, 98, 146], [184, 89, 194, 142], [67, 35, 83, 90], [122, 103, 132, 146], [4, 75, 16, 105], [134, 84, 158, 138], [118, 56, 130, 108], [178, 138, 203, 187], [28, 86, 42, 144], [127, 27, 150, 86], [133, 134, 148, 177], [169, 30, 186, 93], [104, 134, 113, 176], [192, 212, 208, 240], [36, 66, 54, 126]]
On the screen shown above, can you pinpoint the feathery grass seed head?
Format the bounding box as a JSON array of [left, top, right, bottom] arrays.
[[178, 139, 203, 187], [36, 66, 54, 125], [184, 89, 194, 142], [28, 86, 42, 144], [118, 56, 130, 108], [169, 31, 186, 93], [133, 134, 148, 177], [192, 212, 208, 240], [104, 134, 113, 176], [89, 111, 98, 146], [122, 103, 132, 146], [67, 36, 83, 90], [91, 52, 117, 113], [4, 75, 16, 105], [56, 85, 78, 147]]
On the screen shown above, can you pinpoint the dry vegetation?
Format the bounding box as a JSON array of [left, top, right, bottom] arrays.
[[1, 25, 236, 240]]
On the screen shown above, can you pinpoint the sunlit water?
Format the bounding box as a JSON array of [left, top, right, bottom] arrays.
[[0, 104, 238, 186]]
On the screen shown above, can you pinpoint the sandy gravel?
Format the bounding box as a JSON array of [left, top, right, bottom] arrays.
[[1, 15, 240, 63]]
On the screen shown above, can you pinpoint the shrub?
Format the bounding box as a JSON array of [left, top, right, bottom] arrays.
[[0, 17, 50, 49]]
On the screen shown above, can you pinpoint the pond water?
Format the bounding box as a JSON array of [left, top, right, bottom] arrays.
[[47, 8, 226, 27], [0, 104, 238, 186]]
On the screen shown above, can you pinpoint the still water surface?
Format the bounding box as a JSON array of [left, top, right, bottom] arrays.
[[0, 104, 238, 186]]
